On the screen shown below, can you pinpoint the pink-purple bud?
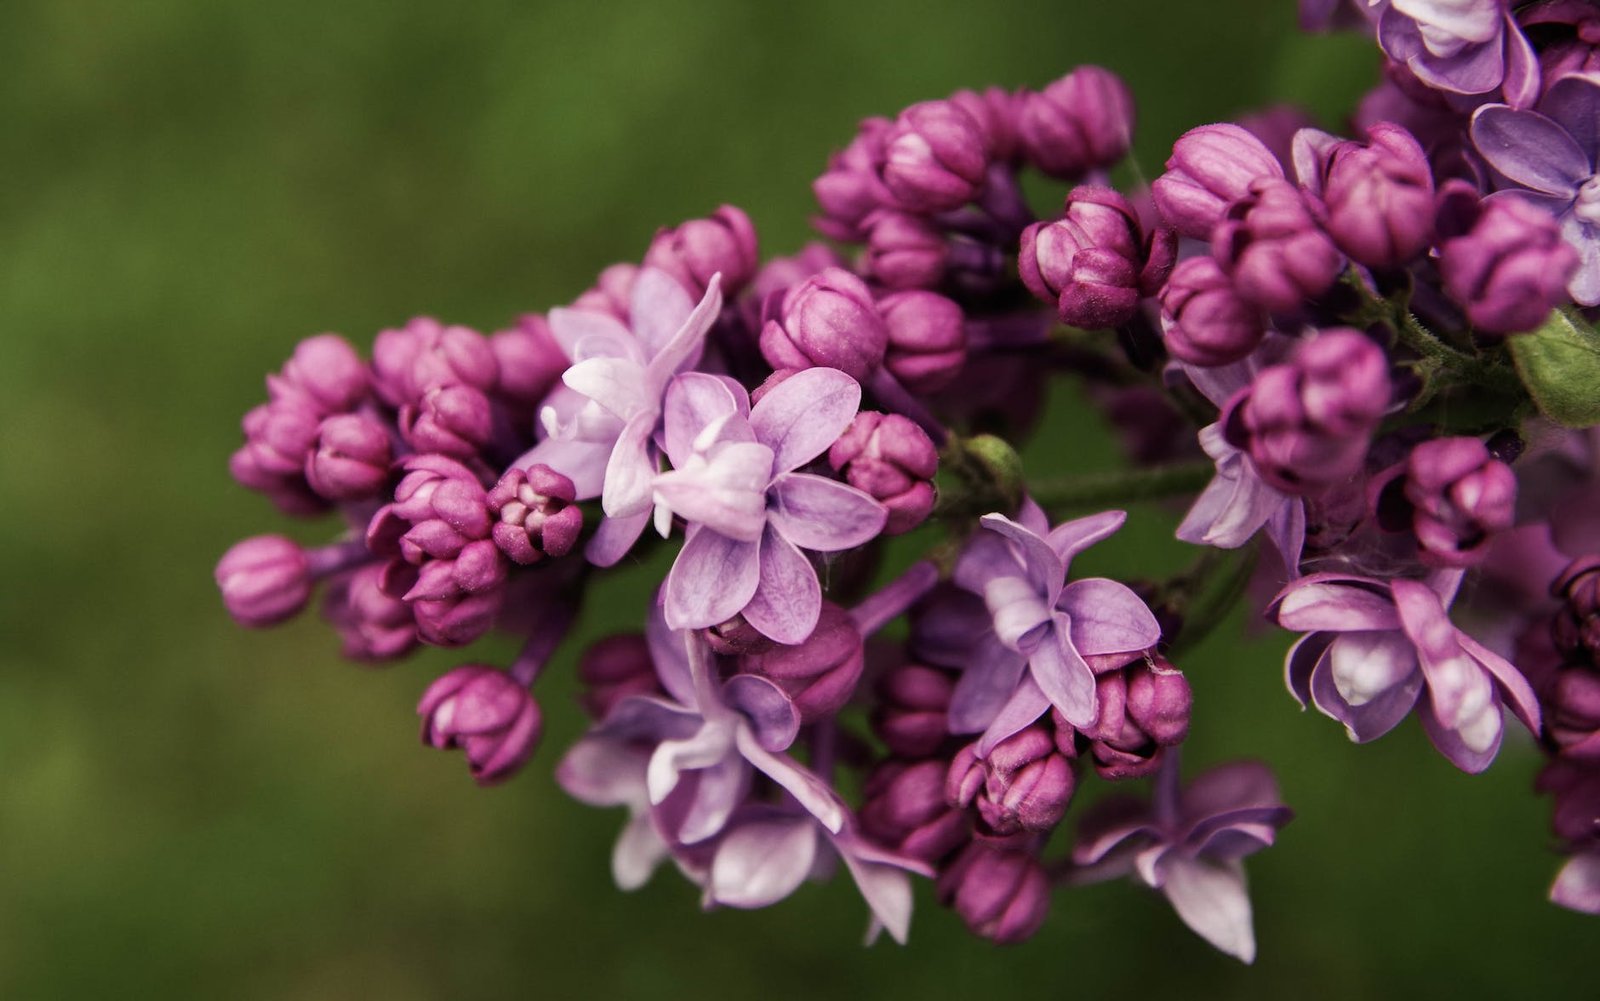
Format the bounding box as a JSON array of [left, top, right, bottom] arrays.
[[321, 563, 417, 662], [759, 267, 888, 381], [947, 725, 1076, 835], [399, 383, 494, 460], [879, 100, 991, 214], [937, 843, 1051, 945], [1554, 557, 1600, 672], [1223, 329, 1391, 493], [411, 590, 503, 648], [486, 464, 581, 565], [643, 205, 759, 298], [1152, 123, 1285, 240], [418, 665, 541, 785], [1158, 255, 1266, 367], [1017, 66, 1135, 181], [1071, 658, 1192, 780], [1314, 122, 1436, 269], [275, 334, 369, 415], [576, 634, 661, 721], [240, 399, 322, 478], [950, 86, 1024, 163], [877, 290, 968, 393], [490, 315, 566, 411], [1437, 191, 1580, 335], [860, 760, 972, 864], [1212, 177, 1344, 313], [1019, 186, 1174, 329], [872, 662, 958, 758], [371, 318, 499, 408], [1537, 757, 1600, 844], [828, 411, 938, 535], [305, 412, 392, 501], [814, 118, 894, 242], [1400, 437, 1517, 567], [863, 211, 948, 289], [215, 535, 311, 627], [738, 602, 863, 722], [570, 263, 639, 321]]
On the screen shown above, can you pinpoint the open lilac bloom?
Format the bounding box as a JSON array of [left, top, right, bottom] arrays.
[[1272, 568, 1541, 772], [656, 368, 887, 644], [702, 801, 932, 944], [1378, 0, 1537, 105], [1472, 73, 1600, 304], [948, 501, 1161, 751], [520, 268, 724, 564], [1072, 758, 1292, 962]]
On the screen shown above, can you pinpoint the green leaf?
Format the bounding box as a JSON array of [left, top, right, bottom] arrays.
[[1508, 308, 1600, 428]]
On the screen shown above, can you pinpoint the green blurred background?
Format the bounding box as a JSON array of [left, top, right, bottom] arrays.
[[0, 0, 1592, 997]]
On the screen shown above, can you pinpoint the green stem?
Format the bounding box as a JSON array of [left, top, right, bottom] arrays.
[[1393, 309, 1522, 396], [1028, 460, 1214, 511]]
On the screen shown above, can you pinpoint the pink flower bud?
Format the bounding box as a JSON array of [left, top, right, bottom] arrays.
[[937, 843, 1051, 945], [305, 412, 392, 501], [759, 267, 888, 381], [878, 290, 968, 393], [1017, 66, 1135, 180], [643, 205, 759, 298], [215, 535, 311, 627], [418, 665, 541, 785], [829, 411, 939, 535], [1153, 123, 1285, 240], [738, 602, 863, 722], [860, 760, 972, 864], [880, 100, 991, 213]]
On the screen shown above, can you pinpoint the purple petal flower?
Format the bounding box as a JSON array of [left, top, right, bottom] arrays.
[[1551, 849, 1600, 914], [418, 665, 542, 785], [1379, 1, 1537, 105]]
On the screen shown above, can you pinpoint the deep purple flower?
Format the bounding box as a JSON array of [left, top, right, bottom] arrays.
[[1212, 177, 1344, 313], [878, 290, 968, 394], [1522, 1, 1600, 93], [1158, 256, 1267, 367], [738, 601, 864, 722], [950, 86, 1023, 162], [1471, 73, 1600, 305], [1436, 186, 1580, 331], [655, 368, 886, 645], [947, 722, 1076, 834], [1375, 436, 1517, 566], [860, 759, 972, 865], [398, 382, 493, 460], [937, 842, 1050, 945], [1378, 0, 1537, 105], [759, 267, 888, 382], [486, 464, 582, 565], [879, 100, 991, 213], [418, 665, 542, 785], [1019, 186, 1175, 329], [1016, 66, 1135, 181], [643, 205, 759, 299], [1553, 555, 1600, 670], [828, 411, 939, 535], [1273, 569, 1541, 772], [1152, 124, 1285, 240], [946, 503, 1161, 749], [872, 662, 959, 758], [1295, 121, 1436, 268], [1072, 758, 1292, 963]]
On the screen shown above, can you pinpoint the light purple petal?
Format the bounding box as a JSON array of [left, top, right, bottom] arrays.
[[646, 720, 735, 806], [1027, 619, 1097, 728], [555, 734, 649, 808], [1264, 494, 1305, 575], [1272, 573, 1401, 632], [946, 642, 1028, 733], [593, 693, 703, 743], [1285, 633, 1329, 709], [601, 414, 658, 518], [586, 509, 650, 567], [722, 673, 801, 752], [978, 513, 1065, 605], [676, 756, 752, 845], [952, 529, 1026, 594], [734, 727, 846, 833], [708, 815, 819, 909], [1457, 631, 1542, 735], [1417, 692, 1503, 774], [662, 373, 745, 470], [1560, 213, 1600, 307], [768, 473, 887, 552], [740, 526, 822, 645], [1328, 629, 1423, 708], [1046, 509, 1127, 565], [1550, 852, 1600, 915], [630, 267, 696, 357], [563, 356, 651, 422], [517, 434, 610, 500], [1071, 795, 1159, 870], [975, 674, 1052, 756], [836, 847, 917, 945], [1157, 856, 1257, 963], [1179, 760, 1281, 818], [653, 442, 773, 542], [1500, 12, 1539, 110], [1471, 105, 1588, 197], [1541, 75, 1600, 166], [1391, 578, 1491, 731], [613, 813, 670, 891], [644, 274, 722, 386], [1310, 638, 1422, 742], [547, 307, 637, 362], [663, 528, 761, 631], [1058, 578, 1161, 656], [1290, 127, 1344, 195], [983, 575, 1054, 653], [748, 366, 862, 472]]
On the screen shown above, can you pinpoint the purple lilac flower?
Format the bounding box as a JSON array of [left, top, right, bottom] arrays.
[[937, 842, 1051, 945], [947, 722, 1076, 834], [872, 662, 959, 758], [828, 411, 939, 535], [945, 502, 1161, 750], [642, 205, 759, 299], [1273, 568, 1541, 772], [878, 290, 968, 394], [1072, 757, 1293, 963], [759, 267, 888, 382], [1016, 66, 1135, 181], [1377, 0, 1538, 106], [1436, 182, 1580, 331], [1471, 73, 1600, 305], [1019, 185, 1176, 329], [1294, 121, 1436, 269], [1212, 177, 1344, 314], [878, 100, 991, 214], [654, 368, 886, 645], [1158, 256, 1267, 367], [418, 665, 542, 785], [1151, 124, 1285, 240], [1071, 655, 1193, 780], [520, 268, 724, 566], [1373, 436, 1517, 567], [860, 759, 972, 864]]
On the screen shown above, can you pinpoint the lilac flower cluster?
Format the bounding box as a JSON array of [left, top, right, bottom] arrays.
[[216, 1, 1600, 956]]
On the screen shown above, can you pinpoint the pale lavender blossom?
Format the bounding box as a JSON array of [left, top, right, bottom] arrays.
[[519, 268, 724, 565], [1071, 757, 1293, 963], [1272, 568, 1541, 772], [655, 368, 887, 645], [1378, 0, 1538, 106], [946, 501, 1160, 751], [1551, 849, 1600, 914], [1471, 73, 1600, 304]]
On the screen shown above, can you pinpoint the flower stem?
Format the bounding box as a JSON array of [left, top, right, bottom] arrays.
[[1029, 460, 1214, 511]]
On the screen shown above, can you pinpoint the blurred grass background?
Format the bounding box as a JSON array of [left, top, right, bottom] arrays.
[[0, 0, 1592, 997]]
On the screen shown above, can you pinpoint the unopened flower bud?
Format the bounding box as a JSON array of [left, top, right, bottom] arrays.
[[490, 314, 566, 411], [1438, 191, 1579, 335], [1158, 256, 1266, 367], [1020, 186, 1173, 329], [1537, 757, 1600, 844], [950, 86, 1024, 162], [878, 290, 967, 393], [864, 211, 948, 289], [305, 412, 392, 501], [738, 602, 863, 722], [871, 662, 958, 757], [412, 590, 503, 648], [1311, 122, 1435, 268], [937, 843, 1051, 945], [759, 267, 887, 380], [1073, 658, 1192, 779], [861, 760, 972, 864], [372, 318, 499, 407], [1554, 557, 1600, 670], [1213, 177, 1343, 313], [880, 100, 991, 213], [643, 204, 759, 298], [241, 399, 322, 477], [399, 383, 494, 460], [570, 263, 639, 321], [1398, 437, 1517, 567], [418, 665, 541, 785], [1017, 66, 1135, 180], [487, 464, 581, 565], [215, 535, 311, 627], [275, 333, 369, 414], [814, 118, 894, 242], [947, 725, 1076, 835], [321, 563, 417, 662], [829, 411, 938, 535], [576, 634, 661, 720], [1153, 123, 1285, 240]]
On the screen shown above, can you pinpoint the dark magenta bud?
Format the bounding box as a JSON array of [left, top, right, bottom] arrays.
[[321, 563, 417, 662], [1212, 177, 1343, 313], [399, 383, 494, 460], [1074, 658, 1192, 780], [947, 725, 1076, 835], [418, 665, 541, 785], [871, 662, 958, 758], [1554, 557, 1600, 671], [880, 100, 991, 213], [829, 411, 938, 535], [487, 464, 582, 565], [1153, 123, 1285, 240], [1399, 437, 1517, 567], [411, 589, 503, 648], [490, 314, 566, 411], [371, 318, 498, 408], [937, 843, 1051, 945], [863, 210, 948, 289], [1158, 255, 1266, 367], [643, 204, 759, 298], [738, 602, 863, 722], [1308, 122, 1435, 269], [1438, 191, 1579, 335], [1019, 186, 1173, 329], [813, 118, 894, 242], [860, 759, 972, 864], [576, 634, 661, 721], [878, 290, 967, 393], [1017, 66, 1135, 180], [759, 266, 887, 381], [950, 86, 1024, 162]]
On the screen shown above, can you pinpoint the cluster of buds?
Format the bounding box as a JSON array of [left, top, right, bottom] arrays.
[[213, 1, 1600, 959]]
